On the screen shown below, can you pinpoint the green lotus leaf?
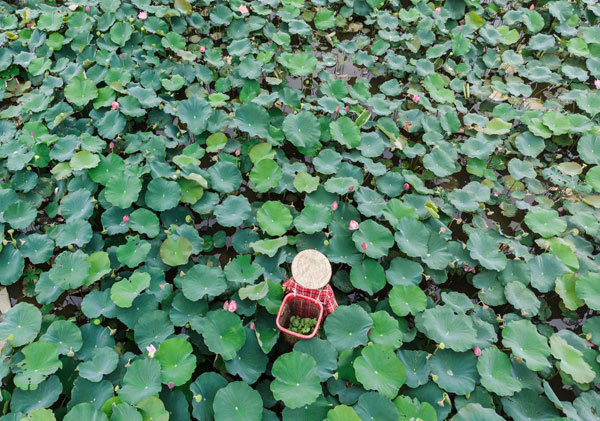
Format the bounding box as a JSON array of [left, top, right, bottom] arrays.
[[118, 358, 162, 405], [40, 320, 82, 356], [575, 272, 600, 310], [549, 334, 595, 384], [326, 405, 360, 421], [64, 75, 98, 107], [249, 159, 282, 192], [194, 310, 246, 360], [294, 204, 332, 234], [116, 236, 151, 268], [452, 403, 504, 421], [504, 281, 540, 317], [0, 302, 41, 347], [14, 341, 62, 390], [349, 258, 386, 294], [213, 381, 263, 421], [293, 172, 319, 193], [160, 236, 193, 266], [283, 111, 321, 149], [448, 182, 490, 212], [110, 22, 133, 46], [104, 174, 142, 209], [250, 236, 288, 257], [389, 284, 427, 316], [330, 117, 361, 148], [354, 344, 406, 398], [467, 230, 507, 272], [429, 349, 478, 395], [0, 245, 24, 285], [177, 97, 211, 135], [10, 375, 62, 413], [477, 347, 522, 396], [270, 352, 322, 408], [145, 178, 181, 211], [257, 201, 292, 236], [64, 403, 108, 421], [355, 392, 398, 421], [277, 52, 318, 76], [369, 311, 403, 349], [3, 202, 37, 230], [415, 306, 477, 352], [155, 337, 197, 386], [352, 220, 394, 259], [181, 264, 227, 301], [190, 372, 228, 420], [49, 250, 91, 290], [70, 151, 99, 171], [324, 304, 373, 351], [77, 347, 119, 383], [110, 271, 151, 308], [207, 161, 242, 193], [225, 326, 268, 383], [502, 319, 551, 371], [234, 103, 270, 138], [129, 208, 160, 238], [224, 254, 264, 284], [483, 118, 512, 135]]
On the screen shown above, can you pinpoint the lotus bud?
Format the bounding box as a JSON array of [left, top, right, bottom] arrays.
[[123, 215, 129, 223], [200, 45, 206, 53], [335, 106, 340, 113], [54, 187, 59, 195], [331, 201, 338, 211], [404, 183, 410, 191], [227, 300, 237, 312], [474, 346, 482, 356], [529, 4, 534, 9], [249, 322, 255, 330], [235, 149, 241, 156], [168, 382, 175, 389], [111, 101, 119, 110], [109, 142, 115, 148], [361, 242, 368, 250], [85, 5, 90, 12], [435, 7, 441, 14], [412, 94, 420, 103], [138, 10, 147, 20], [595, 79, 600, 89], [348, 220, 359, 230], [348, 185, 354, 191]]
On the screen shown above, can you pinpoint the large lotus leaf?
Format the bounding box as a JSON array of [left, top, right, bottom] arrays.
[[77, 347, 118, 382], [48, 250, 90, 290], [234, 103, 269, 138], [225, 326, 268, 384], [190, 372, 227, 420], [283, 111, 321, 149], [40, 320, 82, 355], [351, 220, 394, 259], [110, 22, 133, 46], [249, 159, 282, 192], [354, 392, 398, 421], [257, 201, 292, 236], [145, 178, 181, 211], [155, 337, 196, 386], [0, 302, 41, 347], [177, 97, 212, 134], [160, 236, 192, 266], [109, 404, 142, 421], [10, 375, 62, 413], [354, 344, 406, 398], [549, 334, 595, 384], [110, 271, 151, 308], [389, 284, 427, 316], [524, 207, 566, 238], [294, 204, 332, 234], [294, 172, 320, 193], [529, 253, 567, 293], [195, 310, 246, 360], [293, 337, 338, 382], [393, 396, 437, 421], [575, 272, 600, 310], [502, 319, 551, 371], [0, 245, 24, 285], [116, 236, 151, 268], [349, 258, 386, 294], [423, 141, 460, 177], [133, 310, 174, 350], [128, 208, 160, 238], [64, 75, 98, 107], [330, 117, 361, 148], [63, 403, 108, 421], [429, 349, 479, 395], [270, 352, 322, 409], [326, 405, 361, 421], [476, 348, 522, 396], [323, 304, 373, 351], [277, 52, 318, 76], [104, 174, 142, 209], [3, 202, 37, 230], [369, 311, 403, 349], [448, 182, 490, 212], [415, 306, 477, 352], [213, 381, 263, 421], [14, 341, 62, 390], [206, 161, 242, 193], [504, 281, 540, 316], [181, 263, 227, 301], [452, 403, 504, 421], [394, 218, 429, 257], [501, 389, 560, 421], [119, 358, 162, 405], [467, 230, 507, 271], [215, 196, 251, 227]]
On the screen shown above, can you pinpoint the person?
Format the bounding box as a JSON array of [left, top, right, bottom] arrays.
[[282, 249, 338, 315]]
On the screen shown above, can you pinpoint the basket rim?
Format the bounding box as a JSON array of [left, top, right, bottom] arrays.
[[275, 293, 324, 340]]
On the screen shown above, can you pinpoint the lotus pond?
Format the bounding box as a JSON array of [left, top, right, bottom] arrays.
[[1, 0, 600, 420]]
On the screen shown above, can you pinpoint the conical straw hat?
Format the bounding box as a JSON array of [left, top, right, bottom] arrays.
[[291, 249, 332, 289]]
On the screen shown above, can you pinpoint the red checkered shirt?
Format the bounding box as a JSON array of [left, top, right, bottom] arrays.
[[283, 275, 338, 315]]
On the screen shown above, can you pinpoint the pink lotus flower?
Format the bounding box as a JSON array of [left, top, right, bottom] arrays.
[[348, 220, 359, 231], [529, 4, 535, 10], [331, 201, 338, 211], [123, 215, 129, 223], [235, 149, 241, 156], [249, 322, 255, 330], [167, 381, 175, 389], [238, 4, 249, 15], [146, 344, 156, 358], [595, 79, 600, 89], [138, 11, 147, 20], [361, 242, 368, 251], [435, 7, 441, 14], [200, 46, 206, 53], [474, 346, 482, 357], [335, 106, 340, 113], [348, 185, 354, 191], [404, 183, 410, 191], [344, 105, 349, 112], [85, 5, 90, 12], [223, 300, 237, 312], [109, 142, 115, 148], [111, 101, 119, 110], [412, 94, 420, 103]]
